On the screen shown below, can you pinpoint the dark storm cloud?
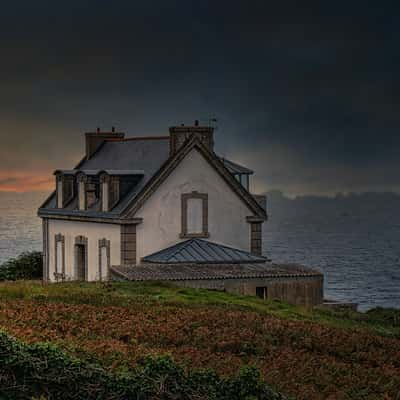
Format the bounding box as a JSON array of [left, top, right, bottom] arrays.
[[0, 0, 399, 194]]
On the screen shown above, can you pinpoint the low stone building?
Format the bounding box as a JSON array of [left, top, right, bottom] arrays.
[[111, 238, 323, 307], [38, 122, 323, 306]]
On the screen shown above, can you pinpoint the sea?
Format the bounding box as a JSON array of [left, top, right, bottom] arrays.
[[0, 191, 399, 311]]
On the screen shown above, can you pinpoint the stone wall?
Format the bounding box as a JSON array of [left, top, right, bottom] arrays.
[[173, 275, 323, 307]]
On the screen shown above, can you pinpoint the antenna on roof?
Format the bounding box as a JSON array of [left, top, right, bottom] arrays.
[[208, 117, 218, 130]]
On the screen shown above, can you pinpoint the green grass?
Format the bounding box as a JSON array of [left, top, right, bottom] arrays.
[[0, 280, 399, 337]]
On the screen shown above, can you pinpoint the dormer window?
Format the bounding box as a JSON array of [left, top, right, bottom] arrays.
[[86, 178, 100, 209], [219, 158, 252, 192], [100, 173, 110, 212], [55, 171, 74, 208], [77, 173, 87, 210], [235, 173, 250, 191], [76, 173, 101, 210], [99, 173, 121, 212]]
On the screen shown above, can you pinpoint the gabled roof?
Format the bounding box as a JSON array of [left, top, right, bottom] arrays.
[[39, 133, 266, 221], [122, 135, 267, 219], [142, 238, 267, 264]]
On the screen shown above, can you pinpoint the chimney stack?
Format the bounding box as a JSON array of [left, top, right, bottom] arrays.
[[85, 127, 125, 160], [169, 121, 214, 156]]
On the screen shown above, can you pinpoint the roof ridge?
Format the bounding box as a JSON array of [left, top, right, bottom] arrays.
[[122, 134, 267, 219], [106, 136, 169, 142]]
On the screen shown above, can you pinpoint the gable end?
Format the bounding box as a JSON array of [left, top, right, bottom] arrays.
[[122, 135, 267, 219]]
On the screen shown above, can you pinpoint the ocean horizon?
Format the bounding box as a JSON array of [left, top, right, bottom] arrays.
[[1, 190, 399, 311]]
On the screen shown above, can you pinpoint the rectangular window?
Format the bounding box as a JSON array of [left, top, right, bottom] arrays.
[[100, 246, 108, 279], [56, 241, 63, 273], [181, 192, 209, 238], [86, 182, 98, 209], [54, 233, 65, 281], [243, 174, 249, 191], [187, 198, 203, 234]]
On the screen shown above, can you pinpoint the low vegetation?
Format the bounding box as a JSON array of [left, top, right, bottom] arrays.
[[0, 281, 399, 399], [0, 251, 42, 281], [0, 330, 283, 400]]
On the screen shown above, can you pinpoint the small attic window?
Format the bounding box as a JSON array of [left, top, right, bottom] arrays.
[[77, 173, 100, 210], [55, 173, 74, 208], [235, 173, 250, 191], [180, 192, 209, 238], [86, 179, 100, 209]]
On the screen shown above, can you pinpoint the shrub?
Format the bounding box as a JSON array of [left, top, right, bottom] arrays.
[[0, 330, 284, 400], [0, 251, 42, 281]]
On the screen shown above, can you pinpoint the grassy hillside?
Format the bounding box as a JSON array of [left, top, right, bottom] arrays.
[[0, 281, 399, 399]]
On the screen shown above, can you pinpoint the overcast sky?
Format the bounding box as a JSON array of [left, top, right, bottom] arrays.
[[0, 0, 399, 196]]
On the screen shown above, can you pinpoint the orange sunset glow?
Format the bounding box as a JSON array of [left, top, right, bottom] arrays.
[[0, 171, 53, 193]]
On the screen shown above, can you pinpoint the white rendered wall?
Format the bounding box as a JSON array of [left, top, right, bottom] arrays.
[[47, 219, 120, 282], [135, 148, 253, 261]]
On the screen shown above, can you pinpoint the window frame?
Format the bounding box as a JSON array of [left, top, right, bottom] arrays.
[[54, 233, 65, 281], [180, 191, 209, 239], [98, 238, 110, 281]]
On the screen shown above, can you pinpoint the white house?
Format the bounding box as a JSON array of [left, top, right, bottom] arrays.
[[38, 122, 323, 306]]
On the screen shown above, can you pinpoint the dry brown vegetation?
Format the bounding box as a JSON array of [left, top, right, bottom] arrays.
[[0, 281, 399, 399]]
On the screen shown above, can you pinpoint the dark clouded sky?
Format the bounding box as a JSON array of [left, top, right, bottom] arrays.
[[1, 0, 399, 195]]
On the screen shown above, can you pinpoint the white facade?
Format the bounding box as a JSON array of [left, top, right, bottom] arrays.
[[135, 148, 253, 261], [44, 147, 259, 282], [47, 219, 120, 282]]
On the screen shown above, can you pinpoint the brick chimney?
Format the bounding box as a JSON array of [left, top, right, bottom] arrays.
[[85, 128, 125, 160], [169, 122, 214, 156]]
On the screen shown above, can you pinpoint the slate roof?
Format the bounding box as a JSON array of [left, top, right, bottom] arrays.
[[110, 262, 323, 281], [142, 239, 267, 264], [80, 138, 170, 171], [40, 138, 170, 212], [54, 169, 145, 176], [39, 135, 263, 219]]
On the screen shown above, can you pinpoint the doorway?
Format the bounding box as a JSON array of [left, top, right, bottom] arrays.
[[75, 244, 87, 280], [256, 286, 267, 300]]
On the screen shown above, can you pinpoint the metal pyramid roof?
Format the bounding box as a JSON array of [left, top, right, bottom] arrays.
[[142, 238, 267, 264]]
